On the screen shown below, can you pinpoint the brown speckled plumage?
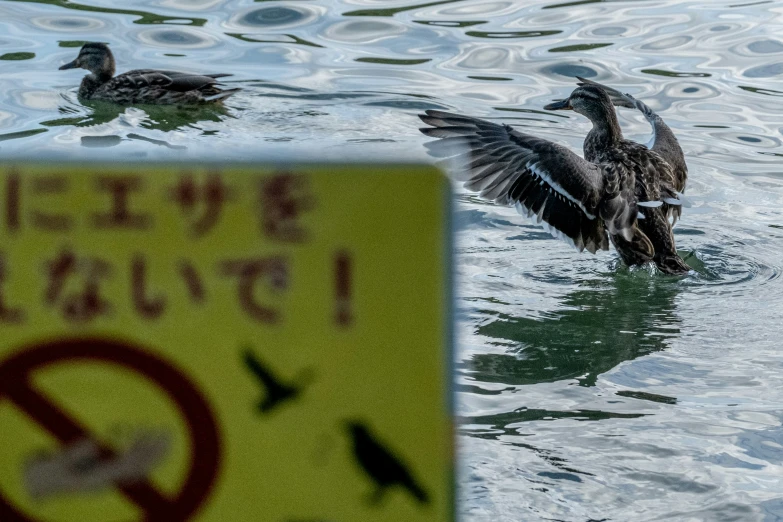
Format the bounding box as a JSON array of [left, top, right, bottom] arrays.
[[418, 82, 690, 275], [577, 76, 687, 225], [59, 42, 240, 106]]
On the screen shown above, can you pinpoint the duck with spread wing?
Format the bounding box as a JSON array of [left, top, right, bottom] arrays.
[[418, 79, 690, 275]]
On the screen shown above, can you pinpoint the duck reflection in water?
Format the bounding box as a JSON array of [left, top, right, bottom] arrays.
[[456, 270, 682, 496], [461, 271, 681, 392], [46, 96, 232, 137]]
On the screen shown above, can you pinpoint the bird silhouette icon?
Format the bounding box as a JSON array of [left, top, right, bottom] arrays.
[[345, 420, 429, 506], [242, 349, 313, 414]]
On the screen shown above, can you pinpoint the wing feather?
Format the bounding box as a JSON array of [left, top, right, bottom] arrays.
[[114, 69, 232, 93], [419, 110, 608, 252]]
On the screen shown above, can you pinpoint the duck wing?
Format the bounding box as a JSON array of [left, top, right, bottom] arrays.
[[115, 69, 232, 92], [576, 77, 687, 193], [419, 110, 609, 254]]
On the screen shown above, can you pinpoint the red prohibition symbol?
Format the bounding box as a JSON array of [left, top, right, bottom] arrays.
[[0, 338, 222, 522]]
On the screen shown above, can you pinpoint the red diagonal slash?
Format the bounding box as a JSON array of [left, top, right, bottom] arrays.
[[0, 338, 222, 522]]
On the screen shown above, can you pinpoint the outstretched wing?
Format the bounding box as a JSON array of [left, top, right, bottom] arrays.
[[576, 77, 687, 193], [419, 110, 609, 253], [115, 69, 231, 92]]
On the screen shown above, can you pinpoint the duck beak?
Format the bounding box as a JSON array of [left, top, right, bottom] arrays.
[[59, 59, 79, 70], [544, 98, 572, 111]]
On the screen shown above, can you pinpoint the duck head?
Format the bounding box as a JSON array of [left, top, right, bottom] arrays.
[[544, 84, 616, 121], [59, 42, 115, 80], [545, 84, 622, 138]]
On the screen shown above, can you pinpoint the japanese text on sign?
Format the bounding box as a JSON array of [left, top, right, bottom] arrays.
[[0, 168, 348, 326]]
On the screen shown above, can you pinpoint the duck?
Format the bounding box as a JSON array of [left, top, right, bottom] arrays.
[[59, 42, 240, 105], [575, 76, 687, 224], [419, 81, 690, 274]]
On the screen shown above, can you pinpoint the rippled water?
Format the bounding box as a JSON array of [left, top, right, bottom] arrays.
[[3, 0, 783, 520]]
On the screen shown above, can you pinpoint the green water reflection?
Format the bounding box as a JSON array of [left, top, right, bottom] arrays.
[[42, 100, 228, 133], [461, 272, 681, 387]]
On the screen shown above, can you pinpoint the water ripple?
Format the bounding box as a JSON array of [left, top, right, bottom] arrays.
[[31, 16, 106, 32], [227, 5, 323, 30], [323, 20, 408, 43], [136, 27, 218, 48]]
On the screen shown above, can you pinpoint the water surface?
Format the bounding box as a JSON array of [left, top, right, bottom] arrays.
[[2, 0, 783, 520]]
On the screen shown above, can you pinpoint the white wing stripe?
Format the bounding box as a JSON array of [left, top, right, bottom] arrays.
[[527, 162, 596, 219]]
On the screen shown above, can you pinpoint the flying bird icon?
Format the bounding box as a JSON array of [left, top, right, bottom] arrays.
[[242, 349, 313, 414], [345, 420, 429, 506]]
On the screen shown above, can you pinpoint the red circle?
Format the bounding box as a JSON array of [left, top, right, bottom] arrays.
[[0, 338, 222, 522]]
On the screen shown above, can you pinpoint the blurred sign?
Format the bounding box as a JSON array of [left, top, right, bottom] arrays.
[[0, 164, 452, 522]]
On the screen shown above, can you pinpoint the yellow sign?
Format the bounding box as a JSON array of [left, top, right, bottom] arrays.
[[0, 164, 451, 522]]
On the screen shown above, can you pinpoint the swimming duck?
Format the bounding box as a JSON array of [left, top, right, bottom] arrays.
[[59, 42, 240, 105], [419, 82, 690, 274]]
